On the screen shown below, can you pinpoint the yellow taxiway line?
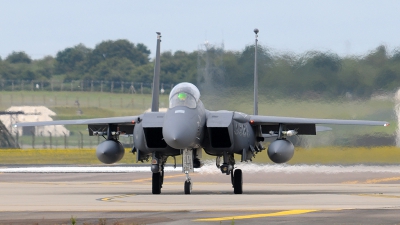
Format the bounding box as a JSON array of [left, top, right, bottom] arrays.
[[343, 176, 400, 184], [194, 209, 320, 222], [363, 176, 400, 184]]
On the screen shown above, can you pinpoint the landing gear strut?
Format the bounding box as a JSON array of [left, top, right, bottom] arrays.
[[151, 153, 165, 194], [219, 152, 243, 194], [182, 149, 193, 194]]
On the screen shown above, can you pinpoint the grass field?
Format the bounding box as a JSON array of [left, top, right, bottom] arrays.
[[0, 90, 395, 119], [1, 90, 396, 120], [0, 91, 169, 116], [1, 146, 400, 165]]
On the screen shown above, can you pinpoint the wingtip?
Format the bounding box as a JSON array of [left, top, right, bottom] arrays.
[[384, 123, 390, 127]]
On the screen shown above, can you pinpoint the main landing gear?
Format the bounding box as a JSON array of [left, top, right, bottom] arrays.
[[232, 169, 243, 194], [151, 153, 165, 194], [217, 152, 243, 194], [152, 170, 164, 194]]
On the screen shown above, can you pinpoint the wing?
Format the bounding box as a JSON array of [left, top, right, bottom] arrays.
[[13, 116, 138, 127], [13, 116, 139, 136], [250, 115, 389, 126], [250, 115, 389, 136]]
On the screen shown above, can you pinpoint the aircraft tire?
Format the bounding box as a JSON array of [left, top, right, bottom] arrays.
[[184, 180, 192, 194], [233, 169, 243, 194], [152, 172, 161, 194]]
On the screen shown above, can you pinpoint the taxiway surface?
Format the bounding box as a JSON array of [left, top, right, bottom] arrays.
[[0, 165, 399, 224]]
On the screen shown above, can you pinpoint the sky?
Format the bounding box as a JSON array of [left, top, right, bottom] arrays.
[[1, 0, 399, 60]]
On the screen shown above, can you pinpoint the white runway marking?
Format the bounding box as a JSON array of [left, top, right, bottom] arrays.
[[0, 166, 183, 173], [209, 162, 400, 174], [1, 161, 400, 174]]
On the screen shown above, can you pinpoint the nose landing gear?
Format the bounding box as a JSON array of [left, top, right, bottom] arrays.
[[181, 148, 202, 194], [184, 171, 192, 194], [182, 149, 194, 194]]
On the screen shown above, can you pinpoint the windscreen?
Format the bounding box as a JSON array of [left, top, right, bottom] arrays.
[[169, 82, 200, 109], [169, 92, 197, 108]]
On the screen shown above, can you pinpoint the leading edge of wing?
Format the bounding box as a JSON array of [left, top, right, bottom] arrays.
[[250, 115, 389, 126], [13, 116, 139, 127]]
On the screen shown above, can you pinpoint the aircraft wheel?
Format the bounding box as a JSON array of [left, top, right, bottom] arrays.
[[152, 172, 161, 194], [233, 169, 243, 194], [184, 180, 192, 194]]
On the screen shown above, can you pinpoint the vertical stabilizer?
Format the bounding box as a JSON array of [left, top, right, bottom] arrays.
[[151, 32, 162, 112], [253, 28, 259, 115]]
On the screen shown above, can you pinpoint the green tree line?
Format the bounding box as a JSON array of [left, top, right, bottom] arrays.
[[1, 39, 400, 98]]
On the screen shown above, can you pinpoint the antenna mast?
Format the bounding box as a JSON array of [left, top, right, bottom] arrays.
[[151, 32, 161, 112], [253, 28, 259, 115]]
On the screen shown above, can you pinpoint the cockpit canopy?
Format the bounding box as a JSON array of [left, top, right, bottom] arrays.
[[169, 82, 200, 109]]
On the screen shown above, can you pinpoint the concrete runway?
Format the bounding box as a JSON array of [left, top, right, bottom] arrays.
[[0, 165, 400, 224]]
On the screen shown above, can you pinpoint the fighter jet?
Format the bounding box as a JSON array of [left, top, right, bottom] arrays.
[[14, 30, 389, 195]]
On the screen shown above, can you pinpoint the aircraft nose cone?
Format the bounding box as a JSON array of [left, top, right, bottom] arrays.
[[163, 125, 195, 149], [163, 107, 200, 149]]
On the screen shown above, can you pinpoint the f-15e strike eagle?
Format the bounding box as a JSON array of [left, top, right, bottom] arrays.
[[15, 30, 389, 195]]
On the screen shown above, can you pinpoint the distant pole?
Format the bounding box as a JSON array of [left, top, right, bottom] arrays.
[[31, 131, 35, 149], [395, 89, 400, 147], [79, 131, 83, 148], [15, 131, 19, 148], [63, 131, 67, 149], [253, 28, 259, 115], [48, 131, 52, 149]]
